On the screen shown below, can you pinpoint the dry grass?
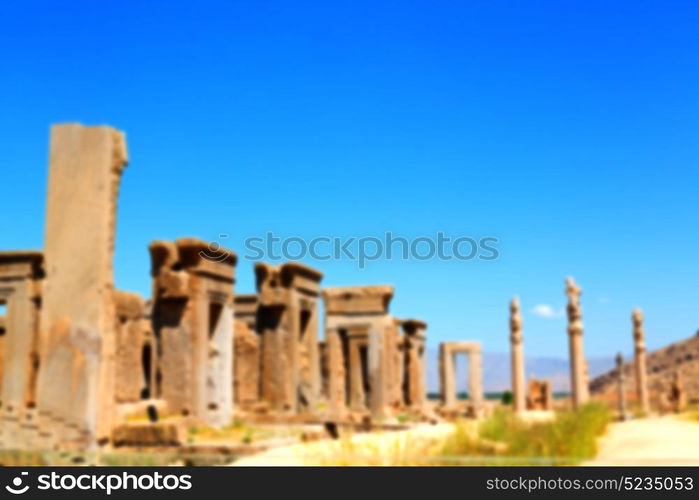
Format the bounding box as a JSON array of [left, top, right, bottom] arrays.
[[187, 420, 302, 445], [306, 403, 611, 465]]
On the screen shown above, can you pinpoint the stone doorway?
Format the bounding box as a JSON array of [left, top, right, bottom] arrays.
[[439, 341, 484, 416]]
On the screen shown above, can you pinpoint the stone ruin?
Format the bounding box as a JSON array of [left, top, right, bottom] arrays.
[[37, 124, 127, 451], [232, 294, 259, 411], [506, 284, 595, 414], [438, 341, 484, 417], [113, 291, 152, 406], [0, 124, 241, 451], [323, 286, 402, 421], [565, 277, 589, 409], [526, 379, 554, 411], [149, 238, 236, 427], [401, 319, 428, 413], [632, 308, 650, 413], [615, 352, 628, 420], [230, 283, 430, 424], [509, 297, 526, 413], [252, 262, 323, 414], [11, 122, 699, 458], [10, 121, 699, 458], [6, 123, 633, 454], [664, 372, 686, 414], [0, 252, 43, 449], [591, 315, 699, 412]]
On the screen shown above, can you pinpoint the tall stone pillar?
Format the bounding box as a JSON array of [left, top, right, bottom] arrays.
[[509, 297, 526, 413], [389, 318, 405, 410], [632, 308, 650, 415], [347, 332, 367, 410], [439, 343, 456, 407], [368, 321, 391, 421], [325, 328, 346, 417], [233, 318, 260, 410], [565, 277, 588, 409], [469, 344, 484, 417], [0, 252, 44, 449], [113, 291, 149, 404], [402, 319, 427, 411], [232, 294, 259, 410], [615, 352, 627, 420], [36, 124, 128, 450]]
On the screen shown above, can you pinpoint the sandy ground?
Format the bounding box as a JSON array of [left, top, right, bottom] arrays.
[[231, 414, 699, 466], [230, 423, 456, 466], [586, 415, 699, 465]]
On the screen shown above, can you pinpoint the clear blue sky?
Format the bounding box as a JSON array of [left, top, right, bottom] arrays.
[[1, 1, 698, 358]]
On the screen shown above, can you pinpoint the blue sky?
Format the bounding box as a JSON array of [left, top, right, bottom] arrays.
[[1, 1, 698, 358]]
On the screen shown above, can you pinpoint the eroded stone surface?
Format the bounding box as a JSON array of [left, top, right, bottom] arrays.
[[150, 238, 236, 427], [0, 251, 44, 449], [526, 378, 553, 411], [323, 286, 395, 421], [402, 319, 427, 412], [36, 124, 128, 450], [254, 262, 322, 414], [233, 318, 260, 409]]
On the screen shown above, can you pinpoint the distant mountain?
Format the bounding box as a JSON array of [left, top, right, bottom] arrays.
[[425, 348, 614, 393]]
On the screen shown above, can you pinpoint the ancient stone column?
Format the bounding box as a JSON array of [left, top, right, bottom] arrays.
[[389, 318, 405, 410], [232, 295, 260, 410], [113, 291, 148, 404], [402, 319, 427, 411], [0, 252, 44, 449], [368, 321, 391, 421], [469, 344, 484, 417], [615, 352, 627, 420], [347, 333, 367, 410], [325, 328, 346, 417], [233, 319, 260, 410], [439, 343, 456, 407], [565, 277, 589, 409], [509, 297, 526, 413], [632, 308, 650, 415], [36, 124, 128, 450]]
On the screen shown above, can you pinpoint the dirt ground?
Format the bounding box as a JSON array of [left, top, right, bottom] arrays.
[[586, 415, 699, 465], [231, 413, 699, 466], [230, 423, 456, 466]]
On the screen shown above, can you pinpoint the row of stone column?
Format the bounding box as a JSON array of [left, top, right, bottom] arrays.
[[509, 277, 651, 414], [321, 286, 428, 422], [0, 124, 434, 453], [508, 278, 590, 412]]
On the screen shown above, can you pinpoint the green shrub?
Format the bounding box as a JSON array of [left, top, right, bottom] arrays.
[[436, 402, 611, 465], [501, 391, 513, 405]]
